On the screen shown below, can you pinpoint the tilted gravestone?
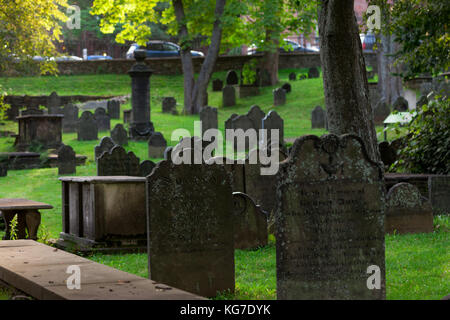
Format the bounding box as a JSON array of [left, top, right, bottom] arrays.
[[308, 67, 320, 79], [146, 161, 235, 297], [373, 99, 391, 125], [200, 106, 218, 137], [288, 72, 297, 81], [57, 144, 76, 175], [281, 83, 291, 94], [276, 134, 386, 299], [428, 176, 450, 215], [62, 103, 79, 133], [110, 124, 128, 146], [94, 108, 111, 131], [97, 145, 140, 176], [273, 88, 286, 106], [262, 110, 284, 147], [212, 79, 224, 92], [47, 91, 62, 114], [77, 111, 98, 141], [232, 192, 268, 250], [393, 96, 409, 112], [148, 132, 167, 159], [311, 105, 326, 129], [225, 70, 239, 85], [222, 85, 236, 107], [107, 100, 120, 119], [139, 159, 156, 177], [162, 97, 177, 114], [95, 136, 116, 160], [385, 183, 433, 234]]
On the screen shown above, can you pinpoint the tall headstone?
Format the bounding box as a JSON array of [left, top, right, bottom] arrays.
[[212, 79, 223, 92], [232, 192, 268, 250], [393, 96, 409, 112], [276, 134, 386, 300], [385, 183, 434, 234], [225, 70, 239, 85], [223, 85, 236, 107], [200, 106, 218, 137], [107, 100, 120, 119], [311, 105, 326, 129], [225, 113, 239, 130], [273, 88, 286, 106], [428, 176, 450, 215], [95, 136, 116, 160], [247, 105, 265, 132], [148, 132, 167, 159], [94, 108, 111, 131], [47, 91, 62, 114], [62, 103, 79, 133], [230, 115, 256, 151], [162, 97, 177, 114], [110, 123, 128, 146], [373, 99, 391, 125], [146, 161, 235, 297], [57, 145, 76, 175], [97, 145, 140, 176], [308, 67, 320, 78], [123, 109, 132, 124], [128, 49, 154, 140], [262, 110, 284, 147]]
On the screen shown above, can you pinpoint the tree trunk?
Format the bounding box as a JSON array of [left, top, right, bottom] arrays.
[[319, 0, 380, 162], [261, 30, 279, 86]]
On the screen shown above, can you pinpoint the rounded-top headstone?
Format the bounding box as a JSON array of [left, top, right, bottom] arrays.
[[222, 85, 236, 107], [281, 83, 291, 94], [393, 96, 409, 111], [273, 88, 286, 106], [308, 67, 320, 79], [311, 105, 326, 129], [225, 70, 239, 85], [110, 123, 128, 146]]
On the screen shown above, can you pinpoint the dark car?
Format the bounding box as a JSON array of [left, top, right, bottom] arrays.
[[126, 41, 204, 59]]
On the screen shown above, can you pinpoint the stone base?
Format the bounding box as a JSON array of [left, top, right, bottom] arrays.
[[55, 232, 148, 254]]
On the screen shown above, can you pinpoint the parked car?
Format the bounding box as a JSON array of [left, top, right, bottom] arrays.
[[126, 41, 204, 59], [247, 39, 318, 55], [32, 55, 83, 62], [87, 55, 113, 61], [360, 33, 376, 52]]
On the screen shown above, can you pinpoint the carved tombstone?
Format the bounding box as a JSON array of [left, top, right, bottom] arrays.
[[223, 85, 236, 107], [47, 91, 62, 114], [95, 136, 116, 161], [146, 161, 235, 297], [247, 105, 265, 132], [77, 111, 98, 141], [273, 88, 286, 106], [262, 110, 284, 147], [311, 105, 326, 129], [276, 134, 386, 300], [57, 144, 76, 175], [107, 100, 121, 119], [225, 70, 239, 85], [97, 145, 140, 176], [162, 97, 177, 114], [110, 124, 128, 146], [200, 106, 218, 137], [148, 132, 167, 159], [62, 103, 79, 133], [94, 108, 111, 131]]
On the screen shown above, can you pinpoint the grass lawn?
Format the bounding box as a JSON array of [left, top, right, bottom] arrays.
[[0, 70, 446, 300]]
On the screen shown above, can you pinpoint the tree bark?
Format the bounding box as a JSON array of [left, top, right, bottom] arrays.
[[261, 30, 279, 86], [319, 0, 380, 162]]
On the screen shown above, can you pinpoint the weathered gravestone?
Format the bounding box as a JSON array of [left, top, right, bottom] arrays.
[[288, 72, 297, 81], [227, 115, 257, 152], [111, 124, 128, 146], [428, 176, 450, 215], [276, 134, 386, 300], [139, 159, 156, 177], [223, 85, 236, 107], [262, 110, 284, 147], [393, 96, 409, 112], [225, 113, 239, 130], [47, 91, 62, 114], [385, 183, 434, 234], [95, 136, 116, 160], [21, 107, 43, 116], [200, 106, 218, 137], [123, 109, 132, 124], [146, 161, 235, 297], [207, 156, 245, 193], [62, 103, 79, 133], [281, 83, 291, 94], [212, 79, 223, 92], [57, 145, 76, 175], [373, 99, 391, 125], [162, 97, 177, 114], [94, 108, 111, 131], [97, 145, 140, 176], [148, 132, 167, 159], [311, 105, 326, 129], [247, 105, 265, 132], [308, 67, 320, 79], [107, 100, 120, 119], [273, 88, 286, 106], [232, 192, 268, 250], [225, 70, 239, 85]]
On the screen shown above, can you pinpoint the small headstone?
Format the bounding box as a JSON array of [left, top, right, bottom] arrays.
[[107, 100, 120, 119], [247, 105, 265, 131], [428, 176, 450, 215], [95, 136, 116, 160], [97, 145, 140, 176], [94, 108, 111, 131], [123, 109, 132, 123], [139, 159, 156, 177], [148, 132, 167, 159], [110, 124, 128, 146], [62, 103, 79, 133], [308, 67, 320, 78], [77, 111, 98, 141], [311, 105, 326, 129], [162, 97, 177, 114], [47, 91, 62, 114], [146, 161, 235, 297], [385, 183, 434, 234], [212, 79, 223, 92], [57, 145, 76, 175], [200, 106, 218, 137], [276, 134, 386, 299], [288, 72, 297, 81], [373, 99, 391, 125], [393, 96, 409, 112], [378, 141, 397, 168], [273, 88, 286, 106], [232, 192, 268, 250], [262, 110, 284, 147], [225, 70, 239, 85], [222, 85, 236, 107], [281, 83, 291, 94]]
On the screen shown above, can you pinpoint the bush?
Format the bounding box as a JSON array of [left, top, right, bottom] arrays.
[[393, 97, 450, 174]]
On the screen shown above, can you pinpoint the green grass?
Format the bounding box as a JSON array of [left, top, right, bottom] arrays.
[[0, 70, 447, 300]]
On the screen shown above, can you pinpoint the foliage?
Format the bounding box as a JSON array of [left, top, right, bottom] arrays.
[[8, 215, 18, 240], [0, 0, 69, 75], [242, 59, 258, 85], [393, 97, 450, 175], [0, 90, 10, 122]]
